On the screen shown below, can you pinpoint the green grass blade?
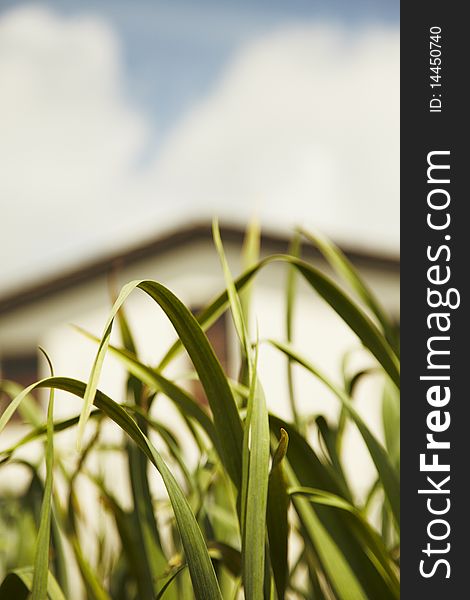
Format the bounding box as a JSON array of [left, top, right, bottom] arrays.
[[337, 362, 377, 456], [285, 233, 302, 427], [382, 379, 400, 469], [213, 221, 270, 598], [241, 364, 270, 600], [0, 412, 101, 462], [155, 565, 187, 600], [0, 379, 41, 433], [240, 218, 261, 329], [212, 220, 249, 356], [31, 349, 55, 600], [129, 410, 193, 491], [269, 340, 400, 527], [91, 477, 160, 600], [69, 536, 111, 600], [267, 429, 289, 600], [0, 380, 43, 426], [115, 306, 174, 598], [315, 416, 352, 502]]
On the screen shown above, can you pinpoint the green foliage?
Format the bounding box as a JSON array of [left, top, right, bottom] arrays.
[[0, 225, 399, 599]]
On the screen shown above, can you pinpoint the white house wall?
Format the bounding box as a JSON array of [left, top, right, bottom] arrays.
[[0, 238, 399, 546]]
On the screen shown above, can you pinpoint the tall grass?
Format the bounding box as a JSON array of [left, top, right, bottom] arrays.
[[0, 223, 399, 599]]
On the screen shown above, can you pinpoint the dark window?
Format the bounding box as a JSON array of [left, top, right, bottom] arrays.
[[0, 352, 39, 419]]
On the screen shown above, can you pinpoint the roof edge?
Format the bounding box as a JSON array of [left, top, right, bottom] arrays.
[[0, 222, 399, 316]]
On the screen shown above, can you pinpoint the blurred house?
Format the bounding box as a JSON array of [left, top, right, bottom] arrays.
[[0, 221, 398, 497]]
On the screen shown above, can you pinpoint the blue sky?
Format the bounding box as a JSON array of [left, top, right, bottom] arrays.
[[1, 0, 398, 140], [0, 1, 399, 292]]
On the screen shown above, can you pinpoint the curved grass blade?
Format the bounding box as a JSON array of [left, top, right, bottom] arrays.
[[285, 232, 302, 427], [0, 380, 43, 426], [75, 326, 219, 454], [212, 220, 249, 356], [337, 363, 378, 456], [156, 565, 187, 600], [240, 218, 261, 329], [78, 280, 243, 491], [128, 408, 193, 491], [382, 379, 400, 469], [115, 305, 175, 599], [268, 340, 400, 527], [241, 362, 270, 600], [0, 380, 42, 433], [315, 416, 352, 502], [90, 476, 162, 600], [0, 412, 101, 463], [64, 430, 112, 600], [32, 349, 55, 600], [213, 222, 269, 599], [267, 429, 289, 600]]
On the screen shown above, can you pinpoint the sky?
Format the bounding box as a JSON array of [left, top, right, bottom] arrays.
[[0, 1, 399, 294]]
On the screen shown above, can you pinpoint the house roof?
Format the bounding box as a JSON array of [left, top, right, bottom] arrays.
[[0, 222, 399, 316]]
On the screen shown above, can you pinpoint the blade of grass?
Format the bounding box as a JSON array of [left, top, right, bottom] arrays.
[[285, 232, 302, 427], [337, 362, 377, 457], [115, 304, 173, 599], [212, 220, 248, 356], [240, 218, 261, 330], [127, 408, 193, 491], [315, 416, 352, 502], [0, 412, 101, 463], [267, 429, 289, 600], [0, 380, 43, 426], [156, 565, 187, 600], [31, 349, 55, 600], [382, 379, 400, 469], [90, 476, 161, 600], [241, 358, 270, 600], [213, 222, 270, 599]]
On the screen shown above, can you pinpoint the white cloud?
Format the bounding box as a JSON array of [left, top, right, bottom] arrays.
[[0, 6, 148, 288], [145, 25, 399, 252], [0, 6, 399, 292]]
